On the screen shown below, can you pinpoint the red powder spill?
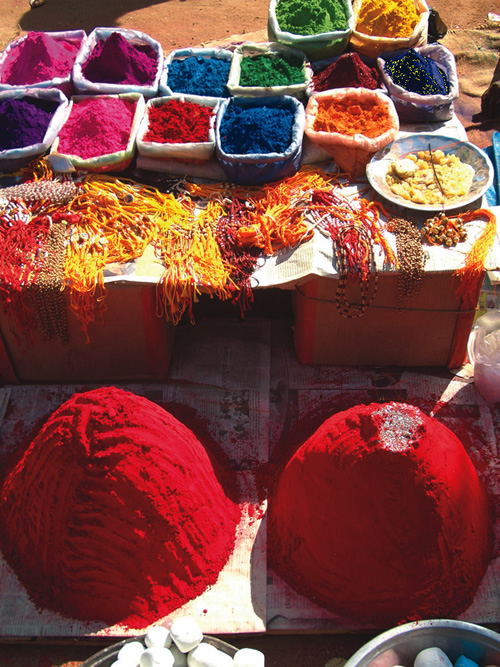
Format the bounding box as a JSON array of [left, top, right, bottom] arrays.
[[0, 387, 241, 626], [57, 97, 136, 159], [268, 401, 492, 625], [1, 32, 81, 85]]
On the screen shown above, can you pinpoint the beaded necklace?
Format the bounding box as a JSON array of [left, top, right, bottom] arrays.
[[386, 216, 425, 304]]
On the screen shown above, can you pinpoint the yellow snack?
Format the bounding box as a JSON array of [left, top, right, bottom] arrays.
[[385, 149, 475, 205]]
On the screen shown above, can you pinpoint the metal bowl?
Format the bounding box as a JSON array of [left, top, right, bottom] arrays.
[[80, 634, 237, 666], [345, 620, 500, 667]]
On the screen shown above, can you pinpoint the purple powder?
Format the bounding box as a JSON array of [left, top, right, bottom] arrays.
[[1, 32, 81, 86], [0, 97, 58, 151], [82, 32, 158, 86]]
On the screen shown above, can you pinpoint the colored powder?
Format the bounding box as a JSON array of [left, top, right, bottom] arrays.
[[0, 97, 58, 151], [82, 32, 157, 86], [1, 31, 81, 85], [276, 0, 349, 36], [0, 387, 241, 626], [57, 97, 136, 159], [167, 56, 231, 97], [144, 99, 213, 144], [314, 96, 392, 137], [356, 0, 420, 38], [219, 103, 295, 154], [268, 402, 491, 624], [384, 49, 450, 95], [239, 53, 305, 88], [313, 52, 381, 91]]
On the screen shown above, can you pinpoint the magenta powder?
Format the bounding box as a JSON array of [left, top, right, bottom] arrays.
[[57, 97, 136, 159], [1, 32, 81, 85], [82, 32, 158, 86]]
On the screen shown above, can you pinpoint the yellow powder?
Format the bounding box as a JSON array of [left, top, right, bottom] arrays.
[[356, 0, 420, 38]]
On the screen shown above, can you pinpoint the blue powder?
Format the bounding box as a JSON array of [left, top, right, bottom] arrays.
[[219, 103, 295, 155], [384, 49, 450, 96], [167, 56, 231, 97]]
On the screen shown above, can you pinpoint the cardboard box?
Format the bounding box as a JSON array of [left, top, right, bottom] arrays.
[[293, 271, 483, 368], [0, 282, 174, 384]]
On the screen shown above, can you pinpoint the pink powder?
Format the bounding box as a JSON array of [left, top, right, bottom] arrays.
[[1, 32, 81, 85], [57, 97, 136, 159]]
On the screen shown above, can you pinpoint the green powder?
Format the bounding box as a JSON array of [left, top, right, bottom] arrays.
[[276, 0, 349, 35], [239, 53, 305, 87]]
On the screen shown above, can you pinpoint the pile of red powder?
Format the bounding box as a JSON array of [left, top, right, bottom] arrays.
[[0, 31, 81, 85], [269, 401, 491, 624], [57, 96, 136, 159], [312, 52, 381, 92], [0, 387, 241, 626], [144, 99, 214, 144]]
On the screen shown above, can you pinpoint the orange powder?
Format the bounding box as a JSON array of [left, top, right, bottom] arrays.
[[356, 0, 420, 38], [313, 98, 393, 138]]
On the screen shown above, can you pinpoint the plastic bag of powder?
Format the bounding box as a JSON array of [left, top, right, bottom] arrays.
[[377, 44, 460, 122]]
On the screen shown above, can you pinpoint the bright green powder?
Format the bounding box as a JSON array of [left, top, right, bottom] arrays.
[[276, 0, 349, 36], [239, 53, 305, 87]]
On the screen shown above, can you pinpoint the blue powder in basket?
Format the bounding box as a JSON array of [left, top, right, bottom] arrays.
[[219, 103, 295, 155], [0, 97, 58, 151], [167, 56, 231, 97], [384, 49, 450, 96]]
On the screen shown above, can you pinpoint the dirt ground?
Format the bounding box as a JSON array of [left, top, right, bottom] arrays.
[[0, 0, 499, 150]]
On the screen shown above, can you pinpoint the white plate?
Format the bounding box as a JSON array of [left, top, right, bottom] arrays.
[[366, 133, 494, 213]]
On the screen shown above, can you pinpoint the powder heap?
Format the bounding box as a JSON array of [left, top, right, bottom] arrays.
[[384, 49, 450, 95], [1, 31, 81, 85], [82, 32, 158, 86], [0, 97, 58, 151], [239, 53, 305, 88], [312, 52, 381, 91], [167, 56, 231, 97], [276, 0, 349, 36], [57, 97, 136, 159], [356, 0, 420, 38], [0, 387, 241, 626], [219, 102, 295, 154], [144, 99, 213, 144], [314, 96, 393, 137], [269, 402, 491, 624]]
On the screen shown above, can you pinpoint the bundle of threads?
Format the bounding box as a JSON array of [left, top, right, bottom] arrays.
[[166, 56, 231, 97], [0, 31, 82, 86], [82, 31, 158, 86], [356, 0, 420, 38], [57, 96, 136, 159], [275, 0, 349, 36], [384, 49, 450, 96], [144, 99, 214, 144], [0, 96, 59, 151], [238, 53, 305, 88], [219, 102, 295, 155], [312, 52, 381, 91], [313, 95, 393, 138], [422, 211, 467, 247]]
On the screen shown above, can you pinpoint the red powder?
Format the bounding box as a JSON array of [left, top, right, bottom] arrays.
[[144, 99, 213, 144], [0, 387, 241, 626], [312, 52, 381, 92], [1, 32, 81, 85], [269, 401, 491, 624], [57, 97, 136, 159]]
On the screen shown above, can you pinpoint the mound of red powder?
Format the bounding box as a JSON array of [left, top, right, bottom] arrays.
[[0, 387, 241, 626], [269, 401, 491, 624]]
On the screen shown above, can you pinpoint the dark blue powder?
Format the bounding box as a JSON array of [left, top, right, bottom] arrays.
[[384, 49, 450, 96], [0, 97, 58, 151], [167, 56, 231, 97], [219, 103, 295, 155]]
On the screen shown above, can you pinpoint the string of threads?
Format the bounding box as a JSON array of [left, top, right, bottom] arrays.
[[239, 53, 305, 88], [144, 99, 214, 144], [384, 49, 450, 96]]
